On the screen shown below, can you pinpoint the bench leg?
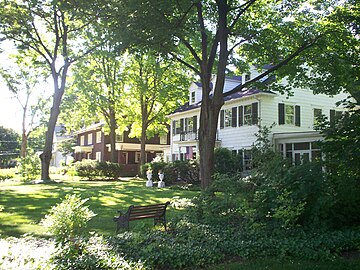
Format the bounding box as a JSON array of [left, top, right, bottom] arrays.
[[114, 216, 129, 233], [154, 215, 167, 230]]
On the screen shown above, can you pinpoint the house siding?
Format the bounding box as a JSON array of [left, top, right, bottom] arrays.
[[168, 74, 349, 166]]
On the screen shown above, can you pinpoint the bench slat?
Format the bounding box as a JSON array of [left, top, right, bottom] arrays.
[[114, 202, 170, 233]]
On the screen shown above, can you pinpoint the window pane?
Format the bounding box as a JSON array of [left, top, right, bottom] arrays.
[[294, 142, 310, 150]]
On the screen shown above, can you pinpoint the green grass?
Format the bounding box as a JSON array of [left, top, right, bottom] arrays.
[[0, 177, 198, 237]]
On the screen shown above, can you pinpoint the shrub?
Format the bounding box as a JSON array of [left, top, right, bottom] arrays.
[[74, 160, 99, 180], [0, 168, 16, 180], [41, 194, 96, 245], [74, 160, 122, 180], [97, 161, 122, 180], [214, 148, 242, 174], [142, 160, 200, 184], [17, 150, 41, 181]]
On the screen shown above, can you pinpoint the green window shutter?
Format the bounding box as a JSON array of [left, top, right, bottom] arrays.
[[193, 115, 197, 133], [180, 118, 184, 133], [232, 107, 237, 127], [330, 109, 335, 126], [278, 103, 285, 125], [220, 110, 224, 129], [252, 102, 258, 125], [238, 106, 243, 126], [295, 105, 301, 127]]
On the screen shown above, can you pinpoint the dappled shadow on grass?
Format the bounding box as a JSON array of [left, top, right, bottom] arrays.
[[0, 179, 198, 238]]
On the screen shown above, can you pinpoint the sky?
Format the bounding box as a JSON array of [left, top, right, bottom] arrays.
[[0, 41, 23, 133], [0, 41, 46, 134]]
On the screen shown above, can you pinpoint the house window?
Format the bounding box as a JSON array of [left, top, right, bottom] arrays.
[[191, 91, 196, 104], [238, 103, 258, 126], [220, 107, 237, 129], [80, 136, 85, 146], [285, 105, 295, 125], [172, 119, 183, 135], [278, 103, 300, 126], [243, 149, 252, 171], [160, 135, 167, 145], [330, 109, 343, 125], [185, 117, 193, 132], [244, 104, 253, 125], [313, 108, 322, 126], [116, 133, 124, 142], [95, 152, 101, 162], [96, 131, 102, 143], [224, 109, 232, 127], [88, 134, 93, 145], [135, 152, 141, 163], [283, 142, 321, 165]]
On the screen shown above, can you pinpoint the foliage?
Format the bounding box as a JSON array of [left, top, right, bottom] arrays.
[[17, 150, 41, 181], [142, 160, 199, 184], [214, 148, 242, 174], [42, 194, 96, 245], [0, 169, 16, 181], [0, 126, 20, 167], [1, 226, 360, 270], [74, 160, 122, 180], [108, 222, 360, 269], [0, 236, 54, 270], [316, 109, 360, 227]]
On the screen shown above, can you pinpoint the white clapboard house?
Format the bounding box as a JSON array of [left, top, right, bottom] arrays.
[[167, 67, 347, 172]]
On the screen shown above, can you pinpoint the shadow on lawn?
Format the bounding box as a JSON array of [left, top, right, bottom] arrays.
[[0, 179, 195, 237]]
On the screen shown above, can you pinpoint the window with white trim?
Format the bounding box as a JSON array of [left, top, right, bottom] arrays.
[[88, 133, 93, 145], [244, 104, 253, 125], [190, 91, 196, 104], [95, 152, 101, 162], [80, 135, 85, 146], [135, 152, 141, 163], [243, 149, 252, 171], [96, 131, 102, 143], [278, 103, 300, 126], [313, 108, 322, 126], [285, 105, 295, 125], [116, 133, 124, 142]]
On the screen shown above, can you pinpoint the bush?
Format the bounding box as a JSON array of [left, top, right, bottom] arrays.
[[74, 160, 122, 180], [74, 160, 99, 180], [0, 168, 16, 180], [97, 161, 122, 180], [142, 160, 200, 185], [41, 194, 96, 245], [17, 150, 41, 181], [214, 148, 242, 174]]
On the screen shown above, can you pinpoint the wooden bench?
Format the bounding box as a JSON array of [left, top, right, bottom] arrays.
[[113, 202, 170, 233]]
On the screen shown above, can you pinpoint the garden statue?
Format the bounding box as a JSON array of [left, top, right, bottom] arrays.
[[146, 169, 153, 187], [158, 170, 165, 188]]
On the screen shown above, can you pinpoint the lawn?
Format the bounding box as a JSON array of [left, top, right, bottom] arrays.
[[0, 177, 198, 238]]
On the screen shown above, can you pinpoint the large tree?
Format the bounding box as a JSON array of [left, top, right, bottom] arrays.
[[0, 0, 100, 180], [125, 50, 189, 165], [61, 43, 127, 163], [105, 0, 342, 188], [0, 57, 48, 158]]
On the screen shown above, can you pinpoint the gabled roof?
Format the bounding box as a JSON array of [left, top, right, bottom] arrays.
[[170, 88, 275, 115]]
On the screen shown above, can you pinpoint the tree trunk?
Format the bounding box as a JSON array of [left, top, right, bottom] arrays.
[[40, 103, 60, 181], [40, 65, 69, 181], [197, 0, 228, 188], [20, 133, 27, 158], [109, 108, 118, 163], [140, 119, 147, 166]]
